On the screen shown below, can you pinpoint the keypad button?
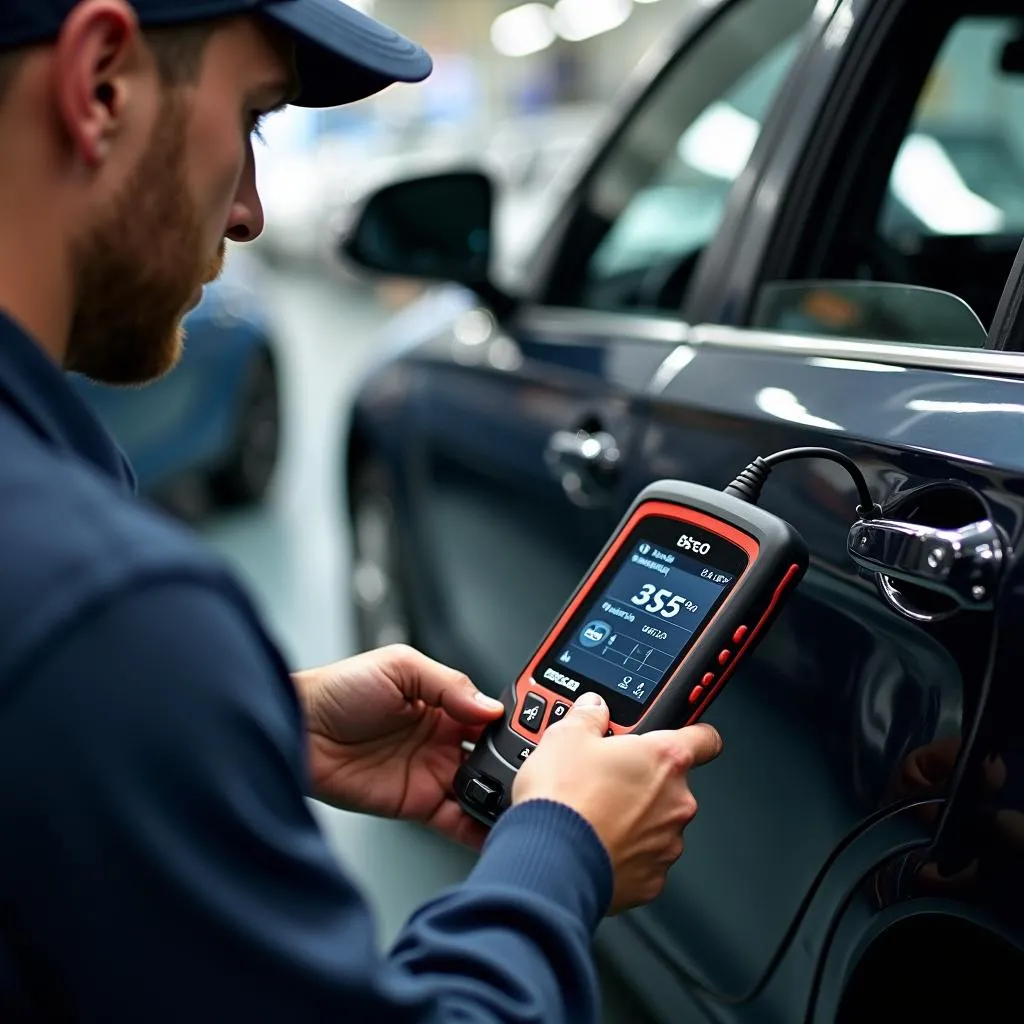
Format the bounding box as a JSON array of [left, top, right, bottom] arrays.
[[689, 685, 704, 704], [717, 649, 732, 666], [518, 692, 547, 734], [517, 743, 535, 763], [551, 701, 571, 722], [606, 728, 615, 737], [733, 625, 749, 645], [701, 672, 715, 687]]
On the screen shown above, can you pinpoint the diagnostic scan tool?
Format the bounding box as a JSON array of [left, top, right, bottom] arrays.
[[455, 477, 809, 825]]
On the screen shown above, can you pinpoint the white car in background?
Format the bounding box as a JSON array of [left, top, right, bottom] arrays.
[[254, 108, 392, 269], [328, 105, 605, 304], [486, 104, 605, 273], [253, 103, 604, 288]]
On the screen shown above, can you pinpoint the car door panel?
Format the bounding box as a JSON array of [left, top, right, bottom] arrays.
[[406, 312, 674, 697], [615, 338, 1022, 1006]]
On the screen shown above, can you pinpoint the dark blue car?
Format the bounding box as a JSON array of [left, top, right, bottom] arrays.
[[70, 247, 280, 515], [339, 0, 1024, 1020]]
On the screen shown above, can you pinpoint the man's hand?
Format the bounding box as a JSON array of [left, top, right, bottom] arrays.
[[515, 692, 723, 914], [293, 645, 504, 850]]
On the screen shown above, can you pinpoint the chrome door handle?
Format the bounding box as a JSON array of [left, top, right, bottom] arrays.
[[545, 429, 621, 509], [847, 517, 1004, 610], [544, 429, 621, 474]]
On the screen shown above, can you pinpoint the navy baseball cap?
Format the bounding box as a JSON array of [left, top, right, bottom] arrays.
[[0, 0, 433, 107]]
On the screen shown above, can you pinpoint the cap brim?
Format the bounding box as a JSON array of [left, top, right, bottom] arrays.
[[262, 0, 433, 108]]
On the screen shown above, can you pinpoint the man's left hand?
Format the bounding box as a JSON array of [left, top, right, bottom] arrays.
[[293, 646, 504, 850]]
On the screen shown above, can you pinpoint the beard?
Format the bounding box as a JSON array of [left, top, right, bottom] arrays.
[[66, 92, 225, 386]]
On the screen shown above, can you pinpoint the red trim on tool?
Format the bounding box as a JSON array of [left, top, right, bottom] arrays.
[[683, 562, 802, 725], [508, 501, 761, 742]]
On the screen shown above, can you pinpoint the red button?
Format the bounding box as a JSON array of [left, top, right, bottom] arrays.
[[732, 625, 749, 645], [689, 685, 704, 704], [701, 672, 715, 687], [717, 649, 731, 666]]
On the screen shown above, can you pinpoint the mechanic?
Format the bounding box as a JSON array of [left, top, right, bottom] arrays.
[[0, 2, 723, 1020]]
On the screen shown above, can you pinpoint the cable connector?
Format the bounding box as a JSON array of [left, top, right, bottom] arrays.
[[723, 456, 770, 504], [723, 447, 881, 520]]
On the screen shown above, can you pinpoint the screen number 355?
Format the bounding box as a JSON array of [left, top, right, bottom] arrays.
[[630, 584, 695, 618]]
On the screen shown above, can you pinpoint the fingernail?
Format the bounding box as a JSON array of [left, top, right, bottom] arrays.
[[575, 692, 603, 708], [474, 692, 504, 711]]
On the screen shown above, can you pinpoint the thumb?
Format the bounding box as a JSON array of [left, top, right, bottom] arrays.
[[561, 692, 610, 733], [387, 647, 504, 724], [440, 678, 505, 724]]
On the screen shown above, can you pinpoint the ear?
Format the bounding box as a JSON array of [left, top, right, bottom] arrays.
[[51, 0, 144, 168]]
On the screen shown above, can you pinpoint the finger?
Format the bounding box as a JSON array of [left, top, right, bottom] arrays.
[[900, 751, 933, 792], [429, 799, 492, 852], [659, 836, 685, 867], [995, 809, 1024, 851], [681, 723, 723, 766], [648, 722, 723, 768], [914, 738, 962, 786], [982, 753, 1007, 792], [556, 692, 610, 734], [385, 645, 504, 724]]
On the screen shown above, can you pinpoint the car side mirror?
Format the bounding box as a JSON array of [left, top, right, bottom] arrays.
[[1001, 35, 1024, 74], [339, 170, 516, 317]]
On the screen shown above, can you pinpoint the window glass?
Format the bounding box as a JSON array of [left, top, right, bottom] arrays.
[[757, 14, 1024, 348], [752, 281, 989, 348], [880, 20, 1024, 246], [588, 40, 799, 282], [551, 0, 819, 315]]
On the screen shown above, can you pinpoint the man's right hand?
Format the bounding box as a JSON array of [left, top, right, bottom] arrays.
[[512, 691, 722, 915]]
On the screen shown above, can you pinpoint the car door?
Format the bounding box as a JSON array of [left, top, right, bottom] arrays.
[[582, 2, 1024, 1020], [406, 306, 670, 697], [409, 0, 828, 698]]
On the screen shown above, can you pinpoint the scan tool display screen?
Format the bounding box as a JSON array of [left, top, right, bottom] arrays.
[[534, 514, 749, 721]]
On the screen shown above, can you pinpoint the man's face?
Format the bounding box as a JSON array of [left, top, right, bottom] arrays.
[[66, 16, 296, 385]]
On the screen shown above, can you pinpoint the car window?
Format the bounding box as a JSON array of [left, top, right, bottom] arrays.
[[879, 21, 1024, 247], [755, 13, 1024, 348], [542, 0, 819, 316], [752, 281, 989, 347]]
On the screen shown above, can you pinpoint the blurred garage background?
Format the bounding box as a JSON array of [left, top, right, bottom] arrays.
[[81, 1, 701, 1015]]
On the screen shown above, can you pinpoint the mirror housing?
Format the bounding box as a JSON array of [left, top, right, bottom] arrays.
[[1001, 34, 1024, 74], [339, 169, 516, 317]]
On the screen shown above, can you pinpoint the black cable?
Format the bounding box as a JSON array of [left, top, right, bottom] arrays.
[[627, 797, 944, 1006], [724, 447, 881, 519], [800, 836, 933, 1024]]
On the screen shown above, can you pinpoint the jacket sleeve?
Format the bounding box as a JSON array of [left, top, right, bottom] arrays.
[[0, 577, 612, 1024]]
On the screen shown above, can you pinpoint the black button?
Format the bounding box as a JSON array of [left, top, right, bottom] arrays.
[[517, 743, 535, 763], [606, 728, 614, 737], [464, 777, 499, 811], [551, 701, 570, 721], [518, 692, 547, 734]]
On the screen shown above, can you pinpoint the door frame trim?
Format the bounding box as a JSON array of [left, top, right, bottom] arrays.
[[517, 306, 1024, 380], [692, 323, 1024, 377]]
